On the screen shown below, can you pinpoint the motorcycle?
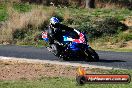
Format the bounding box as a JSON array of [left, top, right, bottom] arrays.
[[41, 29, 99, 61]]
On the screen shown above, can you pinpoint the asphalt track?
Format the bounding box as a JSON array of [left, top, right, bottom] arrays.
[[0, 45, 132, 69]]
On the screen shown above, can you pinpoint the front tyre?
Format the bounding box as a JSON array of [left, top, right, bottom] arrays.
[[50, 44, 59, 56], [85, 47, 99, 62]]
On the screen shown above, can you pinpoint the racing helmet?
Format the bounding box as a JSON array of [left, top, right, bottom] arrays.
[[50, 17, 60, 25]]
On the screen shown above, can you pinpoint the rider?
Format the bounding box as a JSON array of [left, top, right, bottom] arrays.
[[47, 17, 79, 44]]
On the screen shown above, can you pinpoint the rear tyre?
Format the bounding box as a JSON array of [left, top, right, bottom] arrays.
[[62, 56, 72, 61]]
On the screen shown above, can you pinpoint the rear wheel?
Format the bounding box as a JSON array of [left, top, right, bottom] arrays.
[[61, 56, 71, 61], [85, 47, 99, 62]]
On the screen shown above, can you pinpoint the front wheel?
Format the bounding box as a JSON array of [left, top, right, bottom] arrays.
[[85, 47, 99, 62], [50, 44, 59, 56]]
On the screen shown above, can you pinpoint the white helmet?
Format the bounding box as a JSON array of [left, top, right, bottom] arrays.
[[50, 17, 60, 25]]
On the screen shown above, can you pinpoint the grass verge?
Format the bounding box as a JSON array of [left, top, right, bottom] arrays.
[[95, 48, 132, 52], [0, 69, 132, 88], [0, 59, 132, 88]]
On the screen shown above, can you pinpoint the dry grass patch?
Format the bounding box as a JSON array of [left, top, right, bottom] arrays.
[[0, 5, 55, 44], [0, 59, 78, 80]]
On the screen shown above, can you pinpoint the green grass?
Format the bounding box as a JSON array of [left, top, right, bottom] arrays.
[[0, 4, 8, 22], [13, 3, 32, 13], [0, 2, 131, 23], [53, 7, 132, 26], [0, 69, 132, 88], [0, 78, 131, 88], [0, 2, 32, 22], [115, 32, 132, 42], [90, 30, 132, 52]]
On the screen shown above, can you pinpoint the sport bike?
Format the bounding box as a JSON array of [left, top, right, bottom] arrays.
[[41, 29, 99, 61]]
